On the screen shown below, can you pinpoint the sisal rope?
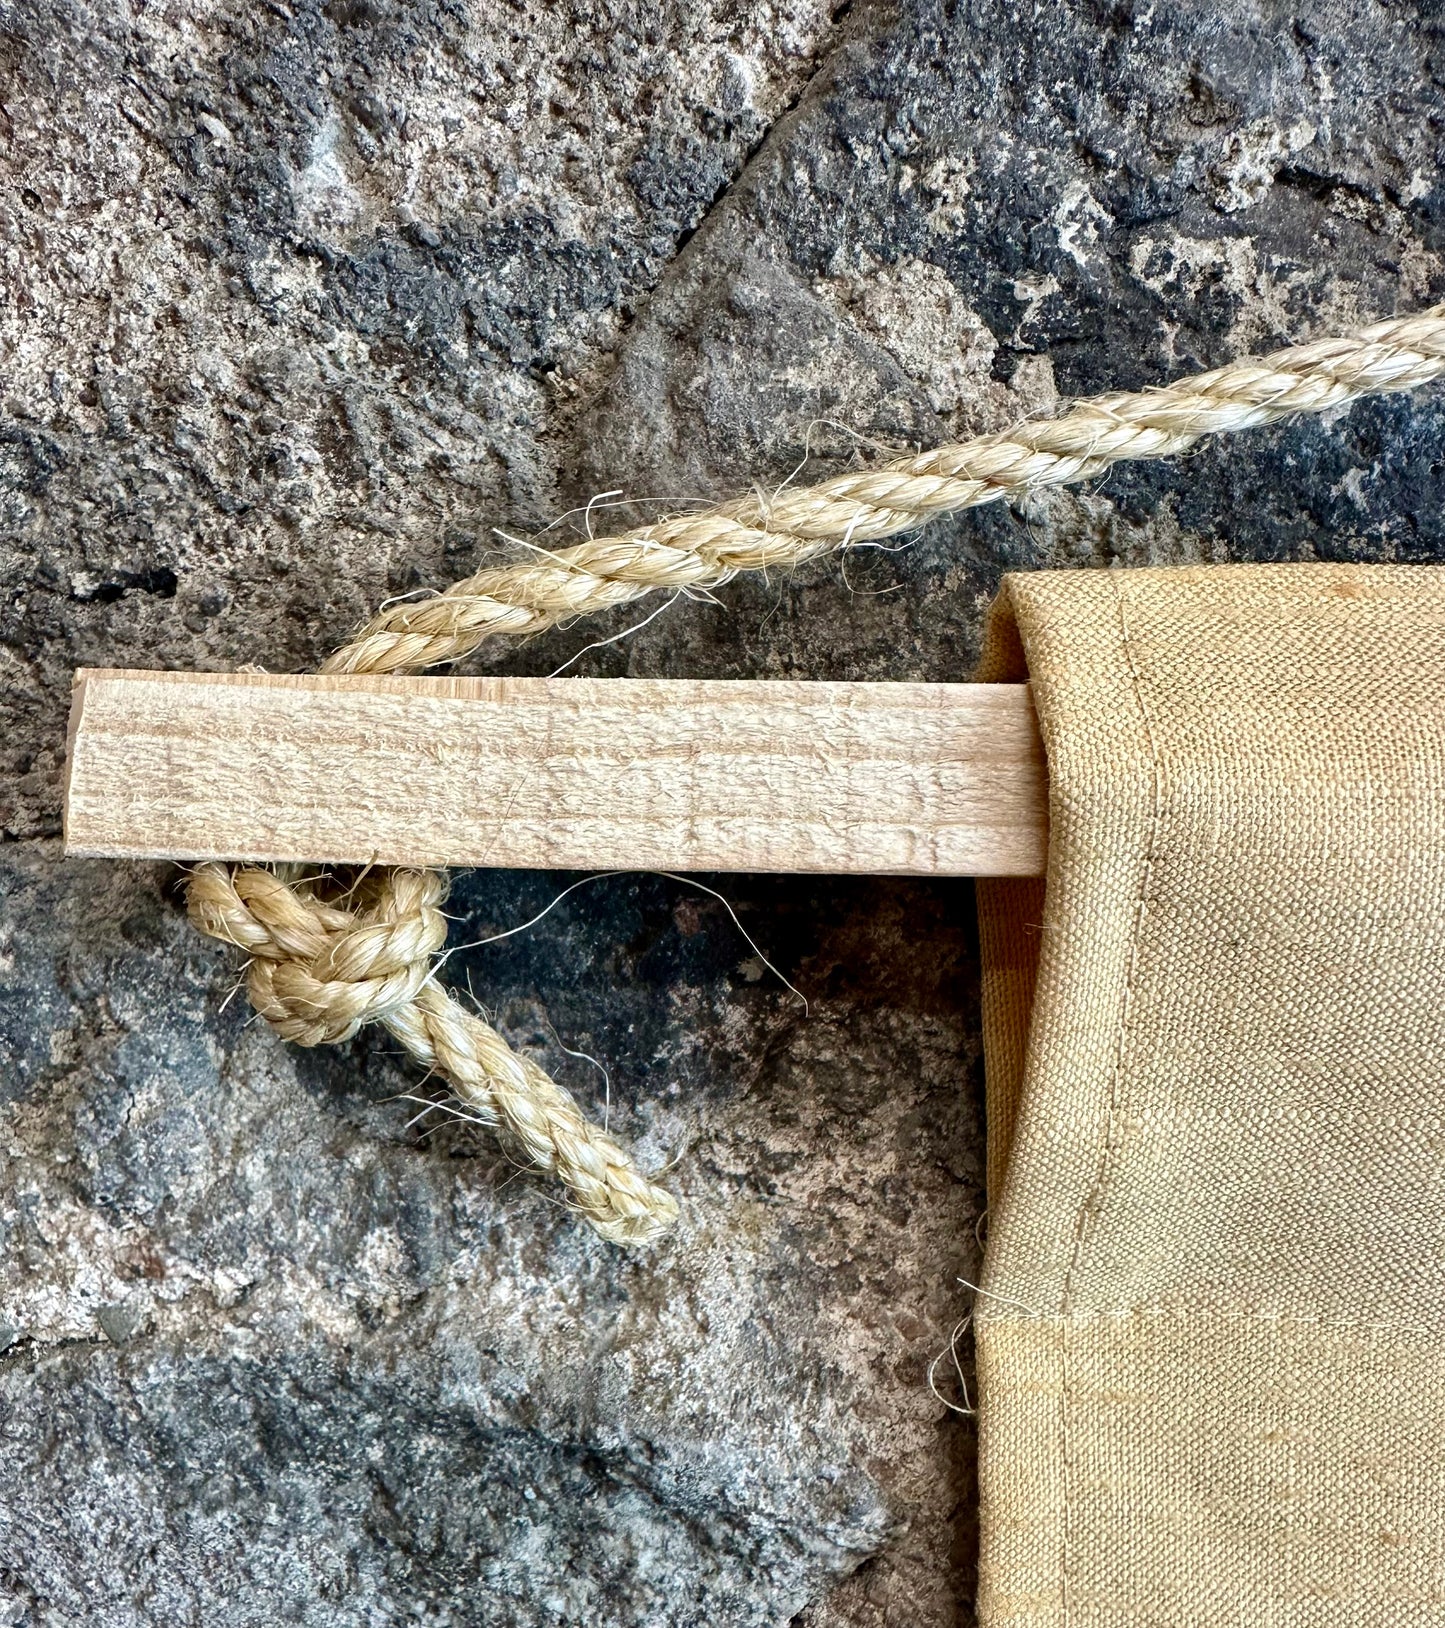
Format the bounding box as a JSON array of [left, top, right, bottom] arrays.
[[324, 305, 1445, 675], [186, 864, 678, 1243], [187, 302, 1445, 1245]]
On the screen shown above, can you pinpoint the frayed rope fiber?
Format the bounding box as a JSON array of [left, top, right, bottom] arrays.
[[187, 302, 1445, 1246]]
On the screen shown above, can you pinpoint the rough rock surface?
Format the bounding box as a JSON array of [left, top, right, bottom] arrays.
[[1, 0, 1443, 1622]]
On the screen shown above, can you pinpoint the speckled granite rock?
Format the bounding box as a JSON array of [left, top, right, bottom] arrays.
[[0, 848, 979, 1626], [1, 0, 1443, 1622]]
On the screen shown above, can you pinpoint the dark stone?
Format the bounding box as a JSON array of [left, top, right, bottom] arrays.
[[96, 1301, 146, 1346]]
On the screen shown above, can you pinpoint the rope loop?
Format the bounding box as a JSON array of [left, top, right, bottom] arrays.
[[188, 862, 679, 1244], [188, 865, 447, 1045]]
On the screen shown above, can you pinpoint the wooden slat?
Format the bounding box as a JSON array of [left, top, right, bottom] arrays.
[[62, 669, 1048, 876]]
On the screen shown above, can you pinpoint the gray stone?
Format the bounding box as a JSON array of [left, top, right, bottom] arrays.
[[0, 0, 1442, 1622], [0, 846, 977, 1626], [95, 1300, 146, 1346]]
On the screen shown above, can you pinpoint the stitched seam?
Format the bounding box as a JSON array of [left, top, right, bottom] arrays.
[[977, 1306, 1441, 1338], [1055, 580, 1165, 1628]]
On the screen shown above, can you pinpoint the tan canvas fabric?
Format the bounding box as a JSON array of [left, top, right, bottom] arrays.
[[973, 564, 1445, 1626]]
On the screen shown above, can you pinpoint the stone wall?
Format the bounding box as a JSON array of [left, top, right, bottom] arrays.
[[1, 1, 1442, 1622]]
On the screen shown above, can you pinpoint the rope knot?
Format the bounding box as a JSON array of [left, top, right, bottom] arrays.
[[187, 861, 679, 1245], [187, 864, 447, 1046]]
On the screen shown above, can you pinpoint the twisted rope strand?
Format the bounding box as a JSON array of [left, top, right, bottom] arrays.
[[324, 303, 1445, 676], [187, 303, 1445, 1246], [187, 863, 678, 1243]]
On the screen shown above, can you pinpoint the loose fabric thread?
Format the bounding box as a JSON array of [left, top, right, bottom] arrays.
[[187, 303, 1445, 1245]]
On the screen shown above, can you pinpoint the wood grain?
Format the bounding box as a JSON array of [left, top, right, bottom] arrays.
[[63, 669, 1048, 876]]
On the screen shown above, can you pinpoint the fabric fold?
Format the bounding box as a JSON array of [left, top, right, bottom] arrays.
[[974, 564, 1445, 1626]]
